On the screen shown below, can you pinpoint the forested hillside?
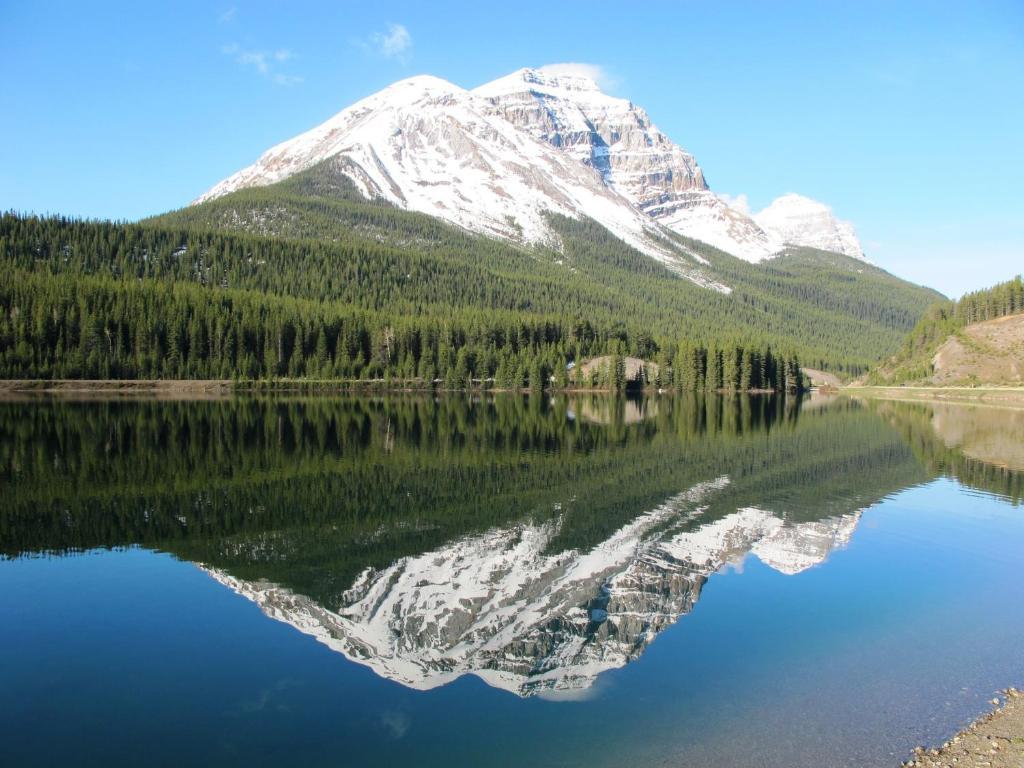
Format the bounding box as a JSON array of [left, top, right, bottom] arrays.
[[0, 162, 942, 385], [868, 275, 1024, 384]]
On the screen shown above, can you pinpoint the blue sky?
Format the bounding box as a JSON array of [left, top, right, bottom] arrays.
[[2, 1, 1021, 297]]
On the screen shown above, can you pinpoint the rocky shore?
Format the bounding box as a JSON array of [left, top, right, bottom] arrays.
[[903, 689, 1023, 767]]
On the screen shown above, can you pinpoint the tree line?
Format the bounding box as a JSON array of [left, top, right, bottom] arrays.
[[953, 275, 1024, 325], [0, 268, 804, 391]]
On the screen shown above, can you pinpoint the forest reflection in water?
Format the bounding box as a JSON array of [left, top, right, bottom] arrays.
[[0, 392, 1020, 699]]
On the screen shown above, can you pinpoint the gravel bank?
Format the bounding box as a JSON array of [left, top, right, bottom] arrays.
[[903, 689, 1023, 767]]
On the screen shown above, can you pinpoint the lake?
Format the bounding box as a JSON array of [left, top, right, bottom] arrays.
[[1, 392, 1021, 767]]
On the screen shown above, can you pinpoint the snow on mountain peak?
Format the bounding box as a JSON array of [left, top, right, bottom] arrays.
[[195, 67, 867, 270], [475, 66, 613, 103], [370, 73, 464, 102], [474, 69, 794, 262], [195, 71, 691, 271], [754, 193, 866, 260], [474, 67, 707, 195]]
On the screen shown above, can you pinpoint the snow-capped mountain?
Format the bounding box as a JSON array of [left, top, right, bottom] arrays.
[[473, 69, 708, 202], [754, 193, 865, 259], [474, 68, 782, 262], [201, 477, 862, 698], [196, 75, 685, 270], [197, 66, 865, 267]]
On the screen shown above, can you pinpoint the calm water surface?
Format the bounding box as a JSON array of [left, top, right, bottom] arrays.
[[1, 393, 1022, 767]]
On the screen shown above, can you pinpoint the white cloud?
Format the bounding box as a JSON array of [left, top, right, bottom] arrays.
[[717, 192, 751, 216], [538, 62, 617, 91], [238, 50, 269, 74], [218, 6, 237, 24], [368, 23, 412, 61], [222, 43, 302, 86]]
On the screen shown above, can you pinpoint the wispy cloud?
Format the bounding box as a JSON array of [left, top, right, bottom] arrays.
[[717, 192, 752, 216], [538, 62, 618, 92], [218, 6, 237, 24], [222, 43, 303, 86], [355, 23, 412, 62], [373, 23, 412, 59]]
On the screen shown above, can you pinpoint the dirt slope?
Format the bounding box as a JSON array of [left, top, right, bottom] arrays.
[[931, 313, 1024, 386]]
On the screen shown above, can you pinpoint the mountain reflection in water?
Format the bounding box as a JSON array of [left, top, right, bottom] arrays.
[[1, 392, 1020, 698]]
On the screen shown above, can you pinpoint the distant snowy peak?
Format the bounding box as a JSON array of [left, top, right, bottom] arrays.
[[654, 191, 783, 262], [754, 194, 865, 260]]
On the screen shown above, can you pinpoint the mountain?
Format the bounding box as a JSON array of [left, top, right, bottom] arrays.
[[754, 194, 864, 259], [202, 477, 862, 698], [472, 68, 780, 262], [196, 74, 689, 273], [197, 67, 863, 266], [0, 69, 944, 382]]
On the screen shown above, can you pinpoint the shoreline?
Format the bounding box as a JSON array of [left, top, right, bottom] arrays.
[[903, 689, 1022, 767], [846, 385, 1024, 409], [0, 379, 792, 399]]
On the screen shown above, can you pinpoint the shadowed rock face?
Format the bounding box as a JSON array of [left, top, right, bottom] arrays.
[[474, 68, 781, 262], [203, 476, 862, 698], [474, 68, 709, 204], [473, 71, 864, 263]]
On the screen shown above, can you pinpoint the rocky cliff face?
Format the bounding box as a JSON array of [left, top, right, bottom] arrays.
[[474, 68, 782, 262], [201, 476, 862, 698], [473, 68, 708, 202]]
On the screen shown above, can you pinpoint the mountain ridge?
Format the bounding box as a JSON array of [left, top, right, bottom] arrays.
[[196, 72, 687, 273], [197, 67, 866, 265]]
